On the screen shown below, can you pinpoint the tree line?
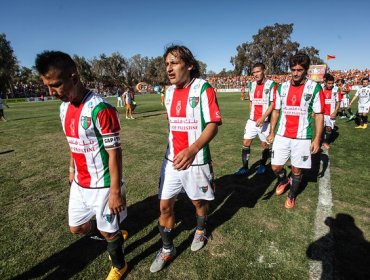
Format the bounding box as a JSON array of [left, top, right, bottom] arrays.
[[1, 23, 323, 95]]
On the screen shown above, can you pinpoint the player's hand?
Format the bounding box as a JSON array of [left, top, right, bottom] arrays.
[[330, 113, 336, 120], [310, 139, 320, 154], [266, 133, 275, 145], [255, 117, 264, 127], [173, 145, 198, 171], [109, 193, 125, 216]]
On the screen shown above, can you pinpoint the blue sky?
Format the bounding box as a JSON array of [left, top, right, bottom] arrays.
[[1, 0, 369, 72]]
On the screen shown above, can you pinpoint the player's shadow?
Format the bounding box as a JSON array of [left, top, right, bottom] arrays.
[[307, 213, 370, 280], [207, 161, 276, 235], [11, 194, 160, 280]]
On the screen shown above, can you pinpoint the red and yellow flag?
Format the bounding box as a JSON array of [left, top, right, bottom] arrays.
[[326, 54, 336, 60]]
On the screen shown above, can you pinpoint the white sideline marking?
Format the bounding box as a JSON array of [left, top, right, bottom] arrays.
[[309, 149, 333, 280]]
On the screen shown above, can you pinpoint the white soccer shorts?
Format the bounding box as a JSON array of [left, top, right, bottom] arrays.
[[340, 98, 349, 108], [68, 181, 127, 233], [358, 104, 370, 114], [271, 135, 312, 169], [158, 159, 215, 201], [324, 115, 336, 129], [243, 119, 270, 142]]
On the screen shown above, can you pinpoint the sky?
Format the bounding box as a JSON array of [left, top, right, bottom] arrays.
[[1, 0, 369, 73]]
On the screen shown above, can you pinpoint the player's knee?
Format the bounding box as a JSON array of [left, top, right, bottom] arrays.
[[291, 166, 301, 176], [325, 126, 332, 133], [69, 225, 83, 234], [271, 165, 282, 173], [159, 204, 174, 217]]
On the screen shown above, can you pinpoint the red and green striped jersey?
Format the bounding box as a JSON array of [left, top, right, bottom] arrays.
[[275, 80, 324, 139], [164, 78, 222, 165], [60, 92, 121, 188], [248, 79, 276, 121], [323, 86, 341, 115]]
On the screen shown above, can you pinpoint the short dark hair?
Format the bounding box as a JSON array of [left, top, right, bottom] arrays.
[[252, 63, 266, 70], [289, 52, 311, 70], [325, 74, 335, 82], [35, 51, 76, 77], [361, 77, 369, 82], [163, 45, 200, 78]]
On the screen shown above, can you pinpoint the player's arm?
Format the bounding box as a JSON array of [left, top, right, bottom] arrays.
[[69, 154, 74, 185], [256, 102, 275, 127], [266, 109, 279, 144], [173, 122, 219, 171], [311, 113, 323, 154], [349, 90, 358, 107], [331, 100, 340, 119], [107, 147, 124, 215]]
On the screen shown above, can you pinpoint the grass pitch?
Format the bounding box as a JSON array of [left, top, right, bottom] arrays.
[[0, 92, 369, 279]]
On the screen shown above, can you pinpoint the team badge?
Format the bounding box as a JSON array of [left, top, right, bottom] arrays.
[[189, 96, 199, 108], [304, 92, 312, 101], [81, 116, 91, 130], [103, 214, 113, 223], [200, 185, 208, 193], [264, 89, 269, 95], [302, 156, 309, 161]]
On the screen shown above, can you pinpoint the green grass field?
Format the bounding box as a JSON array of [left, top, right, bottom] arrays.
[[0, 93, 369, 280]]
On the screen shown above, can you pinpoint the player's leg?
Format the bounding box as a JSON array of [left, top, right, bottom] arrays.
[[356, 111, 364, 128], [286, 139, 312, 209], [235, 120, 256, 175], [151, 160, 181, 273], [362, 111, 368, 128], [271, 135, 290, 195], [184, 164, 215, 252]]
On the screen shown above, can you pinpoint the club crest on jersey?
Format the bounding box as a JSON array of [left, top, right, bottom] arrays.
[[81, 116, 91, 130], [264, 89, 269, 95], [304, 92, 312, 101], [302, 156, 309, 161], [200, 185, 208, 193], [189, 96, 199, 108], [103, 214, 113, 223], [176, 100, 182, 116]]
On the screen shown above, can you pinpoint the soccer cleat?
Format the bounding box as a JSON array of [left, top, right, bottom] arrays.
[[191, 229, 208, 252], [256, 165, 266, 175], [275, 180, 290, 196], [348, 115, 355, 121], [362, 123, 368, 129], [150, 247, 176, 273], [340, 115, 347, 119], [126, 116, 129, 119], [130, 116, 135, 119], [234, 167, 249, 175], [106, 261, 128, 280], [284, 196, 296, 209], [122, 230, 128, 241], [355, 125, 364, 129]]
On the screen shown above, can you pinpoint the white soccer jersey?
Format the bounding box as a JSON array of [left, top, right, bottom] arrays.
[[60, 92, 121, 188], [274, 80, 324, 139], [164, 78, 222, 165], [248, 79, 276, 121], [355, 85, 370, 105]]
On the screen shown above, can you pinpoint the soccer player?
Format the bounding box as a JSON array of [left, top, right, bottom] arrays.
[[35, 51, 128, 280], [322, 74, 341, 149], [150, 45, 222, 273], [235, 63, 276, 175], [349, 77, 370, 129], [267, 53, 324, 209], [122, 88, 134, 119], [0, 95, 10, 122], [116, 86, 123, 108], [337, 78, 354, 119]]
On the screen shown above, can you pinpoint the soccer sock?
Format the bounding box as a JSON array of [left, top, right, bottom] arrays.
[[360, 116, 364, 125], [364, 115, 368, 124], [106, 231, 125, 269], [274, 169, 288, 184], [242, 146, 250, 168], [348, 108, 354, 116], [289, 174, 302, 198], [196, 215, 207, 231], [261, 148, 270, 165], [158, 224, 174, 250], [324, 129, 332, 144]]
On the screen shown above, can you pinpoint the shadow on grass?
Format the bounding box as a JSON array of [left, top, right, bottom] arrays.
[[12, 195, 160, 280], [307, 213, 370, 280]]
